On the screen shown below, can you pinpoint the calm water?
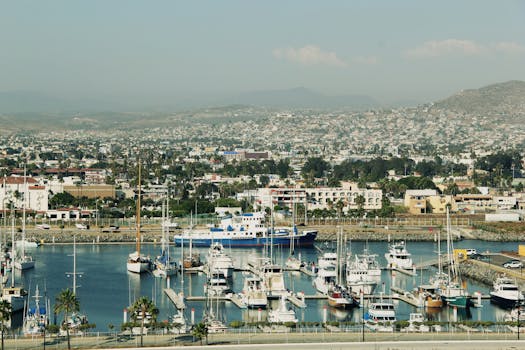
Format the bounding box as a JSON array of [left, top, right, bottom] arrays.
[[9, 239, 524, 331]]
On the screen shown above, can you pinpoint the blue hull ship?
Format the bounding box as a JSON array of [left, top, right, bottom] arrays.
[[173, 212, 317, 248]]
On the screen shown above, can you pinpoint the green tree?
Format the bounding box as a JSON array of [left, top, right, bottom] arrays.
[[0, 300, 11, 350], [192, 322, 208, 345], [129, 296, 159, 347], [54, 289, 80, 350], [301, 157, 330, 179]]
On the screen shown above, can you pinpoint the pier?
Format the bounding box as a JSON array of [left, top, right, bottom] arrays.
[[164, 288, 186, 310], [287, 292, 307, 308]]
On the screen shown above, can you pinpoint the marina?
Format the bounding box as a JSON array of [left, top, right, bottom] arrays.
[[2, 238, 525, 333]]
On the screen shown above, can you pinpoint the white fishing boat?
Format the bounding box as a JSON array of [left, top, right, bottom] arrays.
[[385, 241, 413, 269], [327, 284, 357, 309], [241, 276, 268, 309], [127, 162, 151, 274], [490, 275, 524, 309], [267, 295, 298, 323]]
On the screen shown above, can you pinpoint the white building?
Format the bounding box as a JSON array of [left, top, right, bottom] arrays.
[[0, 176, 48, 212], [255, 182, 382, 213]]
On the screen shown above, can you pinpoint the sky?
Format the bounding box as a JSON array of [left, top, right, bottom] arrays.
[[1, 0, 525, 108]]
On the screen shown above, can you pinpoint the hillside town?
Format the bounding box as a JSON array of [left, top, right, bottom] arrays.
[[1, 104, 524, 227]]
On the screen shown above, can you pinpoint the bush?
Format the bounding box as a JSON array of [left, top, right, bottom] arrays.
[[229, 320, 244, 328]]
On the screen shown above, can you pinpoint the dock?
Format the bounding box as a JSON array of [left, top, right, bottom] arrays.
[[390, 287, 424, 307], [164, 288, 186, 310], [185, 294, 247, 309], [299, 266, 317, 277], [389, 266, 417, 277], [287, 292, 307, 308]]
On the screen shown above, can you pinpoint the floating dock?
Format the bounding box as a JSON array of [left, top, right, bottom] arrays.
[[287, 293, 307, 308], [164, 288, 186, 310]]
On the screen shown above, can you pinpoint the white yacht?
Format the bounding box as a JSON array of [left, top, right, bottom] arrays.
[[385, 241, 413, 269], [367, 301, 397, 324], [267, 295, 298, 323], [490, 275, 524, 309], [346, 253, 378, 295], [242, 276, 268, 309], [260, 263, 287, 298], [207, 242, 234, 279], [205, 271, 231, 296], [317, 252, 337, 269]]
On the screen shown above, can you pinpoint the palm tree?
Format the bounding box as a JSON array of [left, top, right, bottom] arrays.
[[54, 288, 79, 350], [191, 322, 208, 345], [129, 296, 159, 347], [0, 300, 11, 350]]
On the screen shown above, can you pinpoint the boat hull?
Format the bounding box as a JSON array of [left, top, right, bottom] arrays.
[[490, 293, 522, 309], [174, 231, 317, 248], [442, 295, 469, 308], [127, 261, 150, 274]]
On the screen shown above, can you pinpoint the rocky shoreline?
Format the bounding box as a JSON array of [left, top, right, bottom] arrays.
[[11, 224, 523, 244]]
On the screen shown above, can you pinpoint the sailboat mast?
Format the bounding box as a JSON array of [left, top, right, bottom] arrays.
[[10, 204, 15, 288], [136, 161, 142, 255], [22, 165, 27, 259], [73, 235, 77, 295]]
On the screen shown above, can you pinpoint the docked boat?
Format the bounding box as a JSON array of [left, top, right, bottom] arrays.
[[127, 163, 151, 274], [438, 208, 469, 308], [313, 265, 336, 295], [402, 313, 430, 332], [490, 275, 524, 308], [259, 262, 287, 298], [153, 196, 178, 277], [366, 301, 397, 324], [242, 276, 268, 309], [327, 284, 357, 309], [267, 295, 298, 323], [14, 240, 39, 249], [346, 253, 378, 295], [1, 285, 27, 313], [174, 212, 317, 248], [23, 285, 49, 336], [205, 271, 231, 296], [317, 252, 337, 269], [385, 241, 413, 269], [206, 242, 234, 279]]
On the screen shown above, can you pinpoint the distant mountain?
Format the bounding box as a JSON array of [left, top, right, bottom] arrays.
[[227, 87, 379, 109], [434, 80, 525, 116]]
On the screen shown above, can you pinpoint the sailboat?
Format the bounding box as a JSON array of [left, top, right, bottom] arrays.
[[2, 208, 28, 312], [127, 161, 151, 274], [14, 168, 35, 271], [328, 228, 357, 309], [438, 207, 469, 308], [60, 235, 90, 335], [153, 194, 178, 277], [23, 285, 49, 335]]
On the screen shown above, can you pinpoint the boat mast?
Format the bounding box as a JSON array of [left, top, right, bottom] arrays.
[[136, 160, 142, 255], [21, 164, 26, 260], [10, 203, 15, 288]]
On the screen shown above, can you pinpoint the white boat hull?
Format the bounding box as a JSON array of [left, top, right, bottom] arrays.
[[127, 261, 150, 274]]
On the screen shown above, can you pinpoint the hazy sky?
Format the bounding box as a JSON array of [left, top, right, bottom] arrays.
[[2, 0, 525, 106]]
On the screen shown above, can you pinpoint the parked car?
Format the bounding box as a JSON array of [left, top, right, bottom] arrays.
[[503, 260, 523, 269]]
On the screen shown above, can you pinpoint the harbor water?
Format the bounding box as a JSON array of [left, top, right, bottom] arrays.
[[10, 239, 524, 332]]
